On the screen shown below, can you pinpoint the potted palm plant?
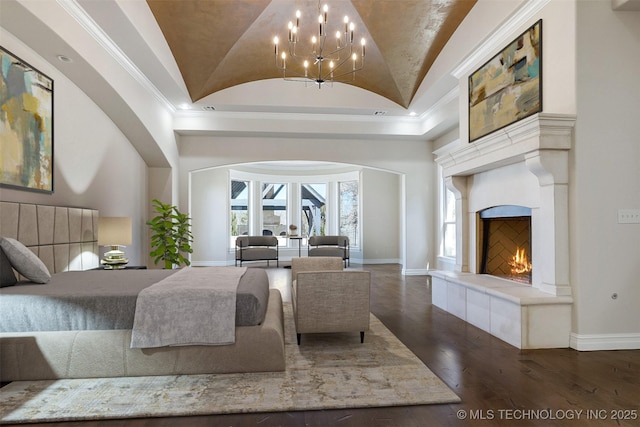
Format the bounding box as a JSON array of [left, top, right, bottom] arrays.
[[147, 199, 193, 269]]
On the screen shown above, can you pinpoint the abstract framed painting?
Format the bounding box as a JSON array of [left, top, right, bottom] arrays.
[[1, 46, 54, 193], [469, 19, 542, 143]]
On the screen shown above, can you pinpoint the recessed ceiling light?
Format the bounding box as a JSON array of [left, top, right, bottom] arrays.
[[409, 111, 417, 116], [56, 55, 72, 63], [178, 103, 191, 110]]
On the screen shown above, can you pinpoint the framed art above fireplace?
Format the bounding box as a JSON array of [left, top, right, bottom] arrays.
[[0, 46, 54, 193], [468, 19, 542, 143]]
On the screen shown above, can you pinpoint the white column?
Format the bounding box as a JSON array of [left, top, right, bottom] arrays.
[[445, 175, 470, 273], [525, 149, 571, 296]]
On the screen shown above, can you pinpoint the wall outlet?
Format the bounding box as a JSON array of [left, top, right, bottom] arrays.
[[618, 209, 640, 224]]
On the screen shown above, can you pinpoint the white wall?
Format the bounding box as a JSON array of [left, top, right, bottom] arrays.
[[362, 168, 401, 263], [0, 29, 149, 266], [190, 167, 229, 265], [571, 1, 640, 345], [178, 136, 432, 272]]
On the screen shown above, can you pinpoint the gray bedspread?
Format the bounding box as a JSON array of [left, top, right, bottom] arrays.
[[0, 268, 270, 332], [131, 267, 244, 348]]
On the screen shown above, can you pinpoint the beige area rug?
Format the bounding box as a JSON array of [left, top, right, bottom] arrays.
[[0, 304, 459, 424]]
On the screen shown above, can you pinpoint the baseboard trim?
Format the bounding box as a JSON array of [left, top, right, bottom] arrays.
[[570, 332, 640, 351], [190, 261, 230, 267], [403, 268, 430, 276], [362, 258, 400, 265]]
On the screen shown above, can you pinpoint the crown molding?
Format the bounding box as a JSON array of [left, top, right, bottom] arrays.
[[417, 86, 459, 121], [451, 0, 551, 80], [57, 0, 175, 112]]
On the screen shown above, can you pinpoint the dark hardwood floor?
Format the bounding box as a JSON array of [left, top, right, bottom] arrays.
[[5, 264, 638, 427]]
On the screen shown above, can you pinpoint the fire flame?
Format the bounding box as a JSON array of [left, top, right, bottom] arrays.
[[509, 247, 532, 275]]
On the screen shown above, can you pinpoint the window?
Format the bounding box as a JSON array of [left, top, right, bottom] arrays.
[[442, 184, 456, 258], [338, 180, 358, 247], [230, 180, 249, 241], [301, 183, 326, 237], [262, 183, 287, 238], [228, 170, 360, 250]]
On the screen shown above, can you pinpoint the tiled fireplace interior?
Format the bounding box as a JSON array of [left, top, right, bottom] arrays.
[[478, 205, 532, 284]]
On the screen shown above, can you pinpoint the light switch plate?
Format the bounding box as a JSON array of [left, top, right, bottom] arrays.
[[618, 209, 640, 224]]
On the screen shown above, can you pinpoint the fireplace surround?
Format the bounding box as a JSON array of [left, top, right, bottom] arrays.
[[430, 113, 575, 349]]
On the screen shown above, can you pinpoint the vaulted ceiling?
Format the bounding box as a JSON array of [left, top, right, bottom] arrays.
[[147, 0, 476, 109]]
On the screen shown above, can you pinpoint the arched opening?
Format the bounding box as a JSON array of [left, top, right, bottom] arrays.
[[188, 161, 403, 267]]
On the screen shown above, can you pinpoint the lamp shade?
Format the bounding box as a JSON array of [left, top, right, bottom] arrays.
[[98, 217, 132, 246]]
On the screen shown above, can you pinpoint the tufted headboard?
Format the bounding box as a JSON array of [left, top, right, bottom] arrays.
[[0, 202, 99, 273]]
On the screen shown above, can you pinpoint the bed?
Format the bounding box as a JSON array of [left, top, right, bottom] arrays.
[[0, 202, 285, 381]]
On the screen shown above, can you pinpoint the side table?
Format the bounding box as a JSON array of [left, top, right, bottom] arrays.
[[288, 235, 304, 257], [285, 235, 305, 269]]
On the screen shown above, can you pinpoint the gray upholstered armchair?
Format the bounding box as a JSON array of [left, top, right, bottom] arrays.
[[290, 257, 370, 345], [307, 235, 350, 267], [235, 235, 279, 267]]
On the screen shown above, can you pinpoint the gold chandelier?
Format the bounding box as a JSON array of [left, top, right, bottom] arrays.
[[273, 2, 366, 88]]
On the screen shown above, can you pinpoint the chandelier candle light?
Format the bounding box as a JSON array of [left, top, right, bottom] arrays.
[[273, 3, 366, 88]]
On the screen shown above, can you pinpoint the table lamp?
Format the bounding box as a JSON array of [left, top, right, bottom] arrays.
[[98, 217, 132, 269]]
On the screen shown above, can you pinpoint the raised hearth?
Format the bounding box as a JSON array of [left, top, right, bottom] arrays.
[[429, 271, 572, 349]]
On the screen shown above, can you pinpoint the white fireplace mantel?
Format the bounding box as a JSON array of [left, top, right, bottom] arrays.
[[437, 113, 575, 178], [435, 112, 575, 297], [432, 113, 576, 349]]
